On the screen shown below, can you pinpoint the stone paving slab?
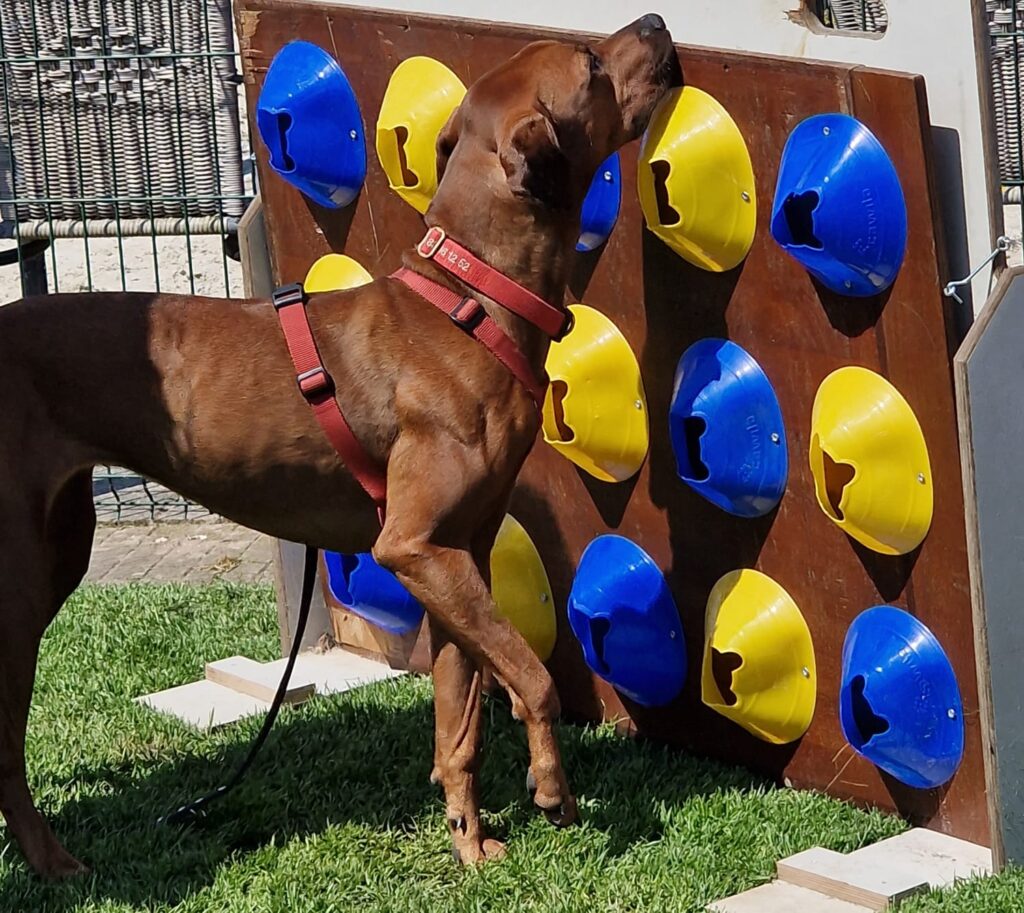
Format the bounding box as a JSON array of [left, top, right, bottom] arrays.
[[136, 649, 404, 730], [86, 521, 274, 585]]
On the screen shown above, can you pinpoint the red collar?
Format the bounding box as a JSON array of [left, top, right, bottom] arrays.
[[415, 226, 573, 341]]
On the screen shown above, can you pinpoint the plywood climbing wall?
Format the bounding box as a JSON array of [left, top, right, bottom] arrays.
[[237, 0, 989, 846]]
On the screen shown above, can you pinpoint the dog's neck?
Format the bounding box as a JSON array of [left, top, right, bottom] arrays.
[[421, 193, 578, 367]]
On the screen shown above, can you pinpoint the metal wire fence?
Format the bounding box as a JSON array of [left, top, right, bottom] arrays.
[[0, 0, 255, 521], [990, 2, 1024, 196], [812, 0, 889, 32], [982, 2, 1024, 270]]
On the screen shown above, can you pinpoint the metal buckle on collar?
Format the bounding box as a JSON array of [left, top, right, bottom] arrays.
[[417, 226, 446, 259], [449, 296, 485, 332], [296, 366, 334, 399], [273, 282, 306, 309]]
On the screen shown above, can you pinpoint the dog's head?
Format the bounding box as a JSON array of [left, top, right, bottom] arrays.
[[434, 14, 681, 215]]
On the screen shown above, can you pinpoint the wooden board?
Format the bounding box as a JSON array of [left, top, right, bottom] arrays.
[[776, 848, 927, 910], [236, 1, 987, 845], [206, 655, 316, 705], [718, 828, 991, 911], [954, 267, 1024, 868], [327, 603, 430, 671]]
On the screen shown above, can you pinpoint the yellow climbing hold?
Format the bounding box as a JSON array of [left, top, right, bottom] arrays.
[[638, 86, 756, 272], [542, 304, 649, 483], [490, 515, 556, 661], [376, 56, 466, 213], [304, 253, 373, 292], [702, 569, 816, 745], [809, 366, 933, 556]]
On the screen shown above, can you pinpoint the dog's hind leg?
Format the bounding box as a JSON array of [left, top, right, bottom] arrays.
[[0, 470, 95, 877], [45, 470, 98, 607], [375, 442, 577, 834]]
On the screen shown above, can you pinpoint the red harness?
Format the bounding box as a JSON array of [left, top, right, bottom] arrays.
[[273, 227, 570, 512]]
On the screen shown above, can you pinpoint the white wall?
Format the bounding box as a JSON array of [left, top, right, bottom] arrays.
[[313, 0, 998, 312]]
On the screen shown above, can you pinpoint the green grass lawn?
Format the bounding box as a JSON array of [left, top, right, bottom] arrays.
[[1, 583, 1020, 912]]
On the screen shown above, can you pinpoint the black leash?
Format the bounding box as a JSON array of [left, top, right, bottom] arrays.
[[159, 544, 318, 827]]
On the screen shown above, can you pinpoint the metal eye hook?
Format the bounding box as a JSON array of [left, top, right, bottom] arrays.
[[943, 235, 1012, 305]]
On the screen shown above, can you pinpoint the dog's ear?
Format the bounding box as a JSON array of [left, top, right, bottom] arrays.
[[435, 106, 463, 184], [499, 112, 572, 210]]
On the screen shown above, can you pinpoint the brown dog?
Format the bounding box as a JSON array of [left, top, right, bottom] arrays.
[[0, 15, 680, 876]]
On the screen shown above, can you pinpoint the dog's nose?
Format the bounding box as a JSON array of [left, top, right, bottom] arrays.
[[637, 13, 666, 37]]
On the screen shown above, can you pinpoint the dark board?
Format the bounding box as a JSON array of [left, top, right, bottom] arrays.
[[236, 0, 988, 845], [955, 267, 1024, 868]]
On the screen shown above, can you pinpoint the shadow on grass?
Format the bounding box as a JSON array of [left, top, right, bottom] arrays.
[[2, 682, 763, 910]]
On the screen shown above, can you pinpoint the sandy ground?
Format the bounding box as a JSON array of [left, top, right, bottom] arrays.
[[1003, 201, 1023, 267], [1, 74, 254, 304], [7, 207, 1019, 302], [0, 230, 247, 303]]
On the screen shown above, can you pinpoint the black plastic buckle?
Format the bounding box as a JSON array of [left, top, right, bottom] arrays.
[[296, 366, 334, 399], [450, 296, 485, 332], [272, 282, 306, 310], [554, 308, 575, 342]]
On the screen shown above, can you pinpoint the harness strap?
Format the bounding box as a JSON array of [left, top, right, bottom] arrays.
[[416, 226, 573, 341], [272, 283, 387, 509], [391, 266, 548, 408]]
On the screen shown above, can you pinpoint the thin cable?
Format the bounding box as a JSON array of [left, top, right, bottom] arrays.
[[159, 544, 318, 827]]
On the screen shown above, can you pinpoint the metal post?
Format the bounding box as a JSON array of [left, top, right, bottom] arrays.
[[21, 245, 47, 294]]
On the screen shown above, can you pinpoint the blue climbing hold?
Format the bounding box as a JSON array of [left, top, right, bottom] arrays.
[[840, 605, 964, 790], [324, 551, 423, 634], [567, 535, 687, 707], [669, 338, 788, 518], [577, 152, 621, 252], [771, 113, 907, 297], [256, 40, 367, 209]]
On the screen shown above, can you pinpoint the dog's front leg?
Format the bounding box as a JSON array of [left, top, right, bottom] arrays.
[[428, 618, 505, 864], [374, 435, 578, 839], [426, 517, 509, 864]]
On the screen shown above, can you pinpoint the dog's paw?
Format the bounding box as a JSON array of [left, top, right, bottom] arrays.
[[451, 836, 506, 865], [482, 838, 507, 861], [541, 794, 579, 829], [527, 769, 578, 828], [34, 847, 89, 880]]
